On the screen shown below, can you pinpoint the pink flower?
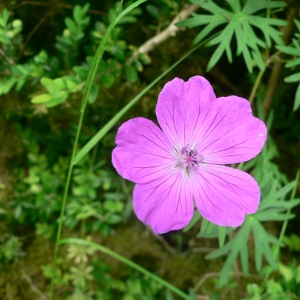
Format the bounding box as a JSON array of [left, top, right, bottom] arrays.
[[112, 76, 267, 234]]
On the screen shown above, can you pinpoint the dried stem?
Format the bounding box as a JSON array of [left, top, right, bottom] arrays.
[[129, 4, 199, 62], [193, 272, 220, 291], [262, 7, 298, 117], [229, 232, 243, 298], [0, 48, 15, 65], [144, 225, 176, 255], [22, 266, 48, 300], [193, 271, 261, 292], [234, 260, 243, 297], [18, 11, 51, 60]]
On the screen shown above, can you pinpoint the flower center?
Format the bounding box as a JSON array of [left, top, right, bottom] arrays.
[[174, 145, 204, 174]]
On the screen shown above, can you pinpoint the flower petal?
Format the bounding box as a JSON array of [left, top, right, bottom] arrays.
[[112, 117, 174, 184], [196, 96, 267, 164], [133, 172, 194, 234], [192, 165, 260, 227], [156, 76, 217, 147]]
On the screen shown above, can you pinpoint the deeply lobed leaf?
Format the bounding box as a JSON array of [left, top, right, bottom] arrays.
[[179, 0, 287, 71]]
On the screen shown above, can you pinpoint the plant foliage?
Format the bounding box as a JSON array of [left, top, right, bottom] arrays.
[[178, 0, 287, 72]]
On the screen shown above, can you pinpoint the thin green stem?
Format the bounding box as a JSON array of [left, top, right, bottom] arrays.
[[49, 155, 75, 299], [249, 69, 265, 106], [59, 238, 194, 300], [49, 1, 136, 298]]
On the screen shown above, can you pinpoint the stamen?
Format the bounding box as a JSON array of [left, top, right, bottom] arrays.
[[174, 145, 204, 174]]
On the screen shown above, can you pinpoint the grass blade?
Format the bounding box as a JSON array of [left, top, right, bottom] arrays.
[[59, 238, 194, 300]]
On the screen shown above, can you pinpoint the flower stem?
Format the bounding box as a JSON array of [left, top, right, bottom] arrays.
[[249, 69, 265, 106]]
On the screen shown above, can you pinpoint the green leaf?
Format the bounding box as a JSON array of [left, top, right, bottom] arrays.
[[226, 0, 241, 13], [240, 240, 249, 275], [103, 200, 124, 212], [192, 0, 228, 15], [125, 65, 138, 83], [0, 77, 17, 95], [178, 14, 223, 28], [61, 76, 82, 93], [101, 73, 115, 88], [218, 226, 226, 248], [219, 246, 239, 286], [183, 0, 285, 71], [45, 92, 68, 108], [206, 238, 235, 259], [41, 77, 62, 95], [88, 82, 99, 104], [242, 0, 286, 15], [73, 65, 89, 79], [247, 283, 261, 296], [262, 239, 277, 270], [260, 180, 295, 208], [252, 220, 262, 271], [106, 214, 122, 224], [278, 263, 294, 282], [0, 9, 9, 27], [16, 77, 27, 91], [286, 57, 300, 68], [193, 18, 225, 45], [207, 42, 225, 71], [277, 45, 300, 56], [15, 64, 31, 75], [206, 221, 215, 234], [266, 279, 283, 295], [146, 5, 160, 19], [293, 84, 300, 111], [82, 3, 90, 15], [285, 72, 300, 83], [200, 218, 208, 234], [74, 5, 83, 23], [283, 234, 300, 252], [31, 93, 52, 104], [184, 210, 200, 232], [65, 17, 77, 34]]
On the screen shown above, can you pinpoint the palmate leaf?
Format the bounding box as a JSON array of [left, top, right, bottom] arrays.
[[276, 18, 300, 110], [177, 0, 287, 72], [204, 177, 299, 287]]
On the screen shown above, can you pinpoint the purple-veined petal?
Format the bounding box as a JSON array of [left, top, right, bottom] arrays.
[[195, 96, 267, 164], [112, 117, 174, 184], [192, 164, 260, 227], [133, 172, 194, 234], [156, 76, 217, 147]]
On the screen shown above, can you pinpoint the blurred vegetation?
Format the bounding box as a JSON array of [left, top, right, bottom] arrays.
[[0, 0, 300, 300]]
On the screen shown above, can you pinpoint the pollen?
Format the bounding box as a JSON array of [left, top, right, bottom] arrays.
[[175, 145, 204, 173]]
